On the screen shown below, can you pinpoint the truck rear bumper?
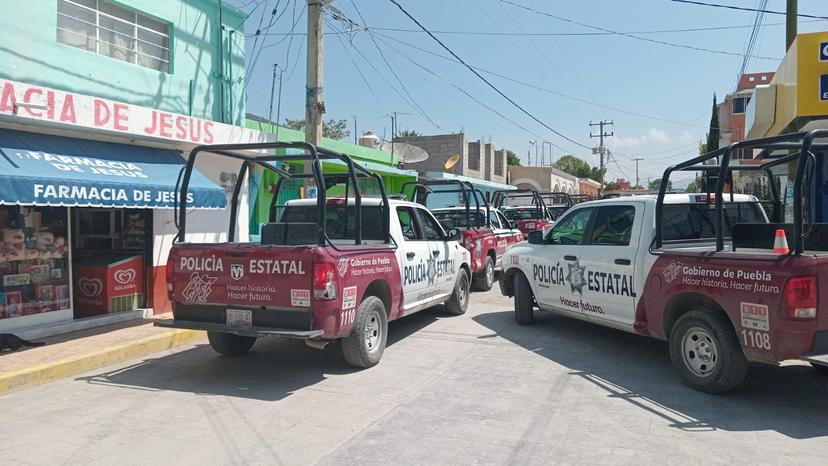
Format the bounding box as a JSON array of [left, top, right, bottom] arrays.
[[154, 319, 325, 339]]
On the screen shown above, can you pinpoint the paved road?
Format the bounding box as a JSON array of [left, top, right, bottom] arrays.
[[1, 288, 827, 465]]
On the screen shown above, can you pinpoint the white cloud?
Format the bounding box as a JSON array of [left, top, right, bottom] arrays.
[[608, 128, 671, 151]]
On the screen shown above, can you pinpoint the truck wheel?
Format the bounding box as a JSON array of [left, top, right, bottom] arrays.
[[445, 268, 470, 315], [668, 311, 748, 394], [342, 296, 388, 368], [207, 332, 257, 357], [473, 256, 495, 291], [514, 272, 534, 325]]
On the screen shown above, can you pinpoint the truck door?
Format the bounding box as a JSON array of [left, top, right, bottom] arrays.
[[415, 207, 456, 300], [532, 207, 595, 311], [395, 206, 434, 313], [577, 204, 641, 329]]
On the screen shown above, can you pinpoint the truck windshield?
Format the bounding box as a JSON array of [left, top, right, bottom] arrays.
[[280, 205, 386, 241], [662, 202, 768, 241]]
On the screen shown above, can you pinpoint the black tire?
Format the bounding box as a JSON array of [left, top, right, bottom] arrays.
[[514, 272, 534, 325], [342, 296, 388, 368], [445, 268, 470, 315], [472, 256, 496, 291], [668, 310, 748, 394], [207, 332, 257, 357]]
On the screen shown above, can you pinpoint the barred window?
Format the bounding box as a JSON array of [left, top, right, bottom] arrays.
[[57, 0, 170, 72]]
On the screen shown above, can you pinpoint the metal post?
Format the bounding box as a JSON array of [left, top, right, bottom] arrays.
[[305, 0, 324, 145], [632, 157, 643, 188], [786, 0, 797, 50]]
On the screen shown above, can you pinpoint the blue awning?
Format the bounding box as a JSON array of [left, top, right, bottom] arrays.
[[0, 129, 226, 209]]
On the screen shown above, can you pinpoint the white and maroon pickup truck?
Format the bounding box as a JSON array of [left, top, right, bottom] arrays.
[[500, 191, 828, 393], [157, 143, 470, 368]]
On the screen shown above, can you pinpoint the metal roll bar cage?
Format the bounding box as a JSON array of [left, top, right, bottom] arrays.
[[491, 189, 549, 220], [655, 129, 828, 254], [175, 142, 390, 247], [400, 180, 490, 229], [539, 192, 574, 207]]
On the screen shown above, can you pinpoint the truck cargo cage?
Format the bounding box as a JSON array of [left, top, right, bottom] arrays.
[[401, 180, 490, 230], [175, 141, 391, 248], [491, 189, 549, 219], [655, 129, 828, 254]]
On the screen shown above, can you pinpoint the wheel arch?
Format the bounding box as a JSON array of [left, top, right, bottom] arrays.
[[499, 266, 524, 297], [663, 292, 732, 339], [363, 279, 392, 317]]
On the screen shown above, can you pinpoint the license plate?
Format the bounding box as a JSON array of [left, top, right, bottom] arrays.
[[525, 223, 536, 229], [226, 309, 252, 327]]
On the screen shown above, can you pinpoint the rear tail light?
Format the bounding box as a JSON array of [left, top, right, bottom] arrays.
[[313, 262, 337, 300], [165, 254, 174, 301], [783, 276, 817, 319]]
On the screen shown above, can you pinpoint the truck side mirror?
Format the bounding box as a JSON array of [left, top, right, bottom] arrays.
[[448, 228, 463, 241], [527, 230, 544, 245]]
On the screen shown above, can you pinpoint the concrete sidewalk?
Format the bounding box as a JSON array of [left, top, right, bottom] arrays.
[[0, 317, 204, 395]]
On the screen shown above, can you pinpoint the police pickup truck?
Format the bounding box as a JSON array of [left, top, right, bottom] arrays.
[[158, 142, 470, 368], [501, 130, 828, 394]]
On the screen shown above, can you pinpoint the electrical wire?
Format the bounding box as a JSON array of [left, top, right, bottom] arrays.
[[348, 0, 447, 133], [498, 0, 781, 60], [667, 0, 828, 20], [388, 0, 592, 150], [326, 20, 389, 114]]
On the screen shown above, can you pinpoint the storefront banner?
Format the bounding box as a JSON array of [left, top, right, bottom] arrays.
[[0, 128, 226, 209], [0, 79, 270, 146]]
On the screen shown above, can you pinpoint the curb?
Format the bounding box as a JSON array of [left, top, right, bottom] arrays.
[[0, 329, 206, 396]]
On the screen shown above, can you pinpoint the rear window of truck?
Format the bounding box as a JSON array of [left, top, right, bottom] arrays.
[[662, 202, 767, 241], [502, 209, 543, 221], [280, 205, 386, 241]]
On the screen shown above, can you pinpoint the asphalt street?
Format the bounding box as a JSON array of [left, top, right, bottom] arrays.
[[1, 287, 827, 465]]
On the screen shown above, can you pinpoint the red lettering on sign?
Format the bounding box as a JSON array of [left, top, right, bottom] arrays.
[[144, 110, 158, 135], [159, 112, 172, 138], [46, 91, 55, 119], [113, 103, 128, 131], [204, 121, 214, 144], [0, 82, 16, 112], [175, 115, 187, 139], [189, 118, 201, 142], [59, 95, 76, 123], [94, 99, 110, 126], [22, 88, 42, 117]]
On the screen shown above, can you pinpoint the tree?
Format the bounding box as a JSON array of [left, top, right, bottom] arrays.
[[506, 150, 522, 166], [554, 155, 600, 182], [396, 129, 421, 139], [283, 117, 351, 140], [705, 94, 720, 153], [686, 181, 698, 193], [604, 181, 619, 191], [649, 178, 673, 192]]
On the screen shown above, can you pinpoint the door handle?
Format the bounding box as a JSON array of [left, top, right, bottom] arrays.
[[564, 255, 577, 261], [614, 258, 631, 266], [406, 252, 416, 259], [432, 250, 440, 256]]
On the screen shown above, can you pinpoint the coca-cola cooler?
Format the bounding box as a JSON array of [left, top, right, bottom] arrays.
[[73, 255, 144, 317]]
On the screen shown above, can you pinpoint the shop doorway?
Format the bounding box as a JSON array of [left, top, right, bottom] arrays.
[[71, 208, 152, 318]]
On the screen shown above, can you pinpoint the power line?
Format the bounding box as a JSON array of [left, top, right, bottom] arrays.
[[667, 0, 828, 20], [498, 0, 781, 60], [326, 21, 389, 114], [349, 0, 447, 133], [373, 31, 709, 129], [387, 0, 593, 150]]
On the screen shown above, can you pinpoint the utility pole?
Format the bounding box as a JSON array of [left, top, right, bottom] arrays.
[[305, 0, 324, 146], [786, 0, 797, 50], [267, 64, 284, 142], [590, 120, 614, 194], [352, 115, 358, 144], [632, 157, 644, 188]]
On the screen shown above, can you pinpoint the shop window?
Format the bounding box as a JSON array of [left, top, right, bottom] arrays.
[[57, 0, 170, 72], [0, 207, 70, 319]]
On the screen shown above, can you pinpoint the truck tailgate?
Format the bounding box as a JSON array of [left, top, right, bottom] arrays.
[[170, 244, 313, 309]]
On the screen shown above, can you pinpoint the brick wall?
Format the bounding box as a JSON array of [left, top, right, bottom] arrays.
[[493, 149, 506, 184]]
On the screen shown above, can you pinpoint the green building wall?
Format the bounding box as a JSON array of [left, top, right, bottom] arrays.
[[0, 0, 246, 124]]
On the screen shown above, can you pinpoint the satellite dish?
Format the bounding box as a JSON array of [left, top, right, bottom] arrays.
[[444, 153, 460, 171], [379, 142, 429, 164]]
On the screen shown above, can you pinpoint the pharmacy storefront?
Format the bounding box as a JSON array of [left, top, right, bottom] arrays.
[[0, 79, 268, 336]]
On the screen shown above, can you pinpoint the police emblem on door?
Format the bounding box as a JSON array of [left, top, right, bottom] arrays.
[[230, 264, 244, 281]]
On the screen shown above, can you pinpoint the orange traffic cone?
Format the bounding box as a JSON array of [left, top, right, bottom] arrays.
[[772, 229, 789, 254]]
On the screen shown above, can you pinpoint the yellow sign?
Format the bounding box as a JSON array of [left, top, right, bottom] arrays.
[[796, 32, 828, 117]]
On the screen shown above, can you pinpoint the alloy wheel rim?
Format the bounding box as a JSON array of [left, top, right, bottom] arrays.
[[681, 327, 719, 377], [485, 260, 494, 287]]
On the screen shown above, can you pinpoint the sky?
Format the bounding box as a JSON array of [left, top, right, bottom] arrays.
[[231, 0, 828, 188]]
